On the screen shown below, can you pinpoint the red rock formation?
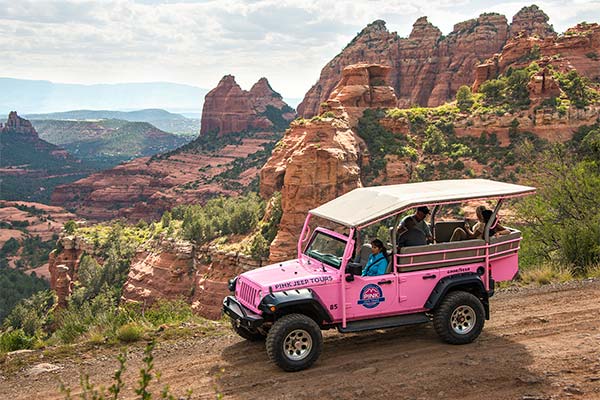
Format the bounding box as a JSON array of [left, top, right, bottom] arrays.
[[527, 68, 561, 101], [322, 63, 398, 126], [200, 75, 295, 136], [122, 240, 263, 319], [260, 63, 397, 260], [51, 135, 277, 221], [509, 5, 555, 38], [297, 20, 400, 118], [1, 111, 38, 137], [297, 8, 563, 118], [48, 236, 88, 307], [473, 22, 600, 91], [260, 118, 366, 261]]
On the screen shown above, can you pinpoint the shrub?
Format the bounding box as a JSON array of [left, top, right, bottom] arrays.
[[479, 78, 506, 104], [422, 125, 447, 154], [249, 233, 270, 260], [161, 211, 172, 228], [116, 322, 144, 343], [517, 142, 600, 272], [63, 220, 77, 234], [3, 290, 55, 336], [456, 85, 475, 112], [181, 193, 265, 244], [0, 328, 36, 352], [555, 70, 597, 108]]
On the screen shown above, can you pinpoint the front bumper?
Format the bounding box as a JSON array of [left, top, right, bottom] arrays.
[[222, 296, 264, 329]]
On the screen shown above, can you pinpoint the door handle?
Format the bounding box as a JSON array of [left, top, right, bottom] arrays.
[[422, 274, 436, 280], [377, 280, 392, 285]]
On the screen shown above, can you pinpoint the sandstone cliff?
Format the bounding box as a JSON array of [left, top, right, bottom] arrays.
[[260, 63, 399, 260], [200, 76, 295, 136], [297, 7, 558, 117], [474, 22, 600, 90], [262, 41, 600, 260]]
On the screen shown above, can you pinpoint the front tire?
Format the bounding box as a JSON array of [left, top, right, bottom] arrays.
[[231, 319, 266, 341], [266, 314, 323, 372], [433, 291, 485, 345]]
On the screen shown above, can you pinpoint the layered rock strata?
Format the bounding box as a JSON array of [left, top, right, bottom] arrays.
[[298, 6, 559, 117], [475, 22, 600, 91], [260, 63, 399, 260], [200, 76, 295, 136], [122, 240, 266, 319]]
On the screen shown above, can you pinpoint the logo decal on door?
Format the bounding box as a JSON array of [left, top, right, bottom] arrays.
[[358, 284, 385, 309]]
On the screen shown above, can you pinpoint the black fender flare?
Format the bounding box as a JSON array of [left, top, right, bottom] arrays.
[[424, 272, 490, 319], [259, 288, 333, 325]]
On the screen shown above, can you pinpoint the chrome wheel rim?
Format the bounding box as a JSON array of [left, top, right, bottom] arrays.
[[283, 329, 312, 361], [451, 305, 476, 335]]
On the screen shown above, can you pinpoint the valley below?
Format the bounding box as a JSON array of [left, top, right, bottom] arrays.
[[1, 279, 599, 399]]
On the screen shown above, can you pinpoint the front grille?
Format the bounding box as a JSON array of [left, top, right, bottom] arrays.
[[237, 279, 258, 309]]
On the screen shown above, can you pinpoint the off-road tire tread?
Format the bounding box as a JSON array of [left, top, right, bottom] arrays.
[[433, 291, 485, 345], [266, 313, 323, 372], [231, 319, 266, 341]]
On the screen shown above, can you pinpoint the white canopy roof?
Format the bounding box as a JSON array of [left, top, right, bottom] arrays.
[[309, 179, 536, 228]]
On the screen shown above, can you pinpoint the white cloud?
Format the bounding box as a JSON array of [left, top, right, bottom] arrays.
[[0, 0, 598, 101]]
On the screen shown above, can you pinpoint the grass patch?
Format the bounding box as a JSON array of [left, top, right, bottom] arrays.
[[519, 263, 574, 286], [116, 322, 145, 343], [587, 264, 600, 279]]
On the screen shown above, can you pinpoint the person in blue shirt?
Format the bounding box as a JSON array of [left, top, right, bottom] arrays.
[[362, 239, 388, 276]]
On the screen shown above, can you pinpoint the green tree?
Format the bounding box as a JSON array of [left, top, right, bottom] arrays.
[[517, 140, 600, 272], [556, 70, 596, 108], [422, 125, 447, 154], [63, 220, 77, 234], [506, 69, 531, 107], [456, 85, 475, 112], [479, 78, 506, 104], [161, 211, 172, 228]]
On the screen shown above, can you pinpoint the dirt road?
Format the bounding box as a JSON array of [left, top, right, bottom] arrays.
[[2, 280, 600, 400]]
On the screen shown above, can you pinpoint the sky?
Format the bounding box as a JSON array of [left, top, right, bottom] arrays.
[[1, 0, 599, 100]]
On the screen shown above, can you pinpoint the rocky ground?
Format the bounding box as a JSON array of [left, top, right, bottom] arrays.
[[1, 279, 599, 399]]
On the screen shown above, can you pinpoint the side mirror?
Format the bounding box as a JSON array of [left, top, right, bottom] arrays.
[[345, 262, 362, 276]]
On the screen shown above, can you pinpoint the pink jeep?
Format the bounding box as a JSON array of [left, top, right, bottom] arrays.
[[223, 179, 535, 371]]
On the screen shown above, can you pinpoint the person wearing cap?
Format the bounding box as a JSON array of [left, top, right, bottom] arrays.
[[399, 206, 433, 243]]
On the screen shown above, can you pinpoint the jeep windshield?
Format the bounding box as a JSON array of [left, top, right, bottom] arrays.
[[304, 231, 347, 269]]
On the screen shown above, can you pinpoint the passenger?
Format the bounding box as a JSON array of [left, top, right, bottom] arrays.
[[450, 205, 487, 241], [361, 239, 388, 276], [482, 209, 510, 237], [397, 216, 427, 248], [400, 206, 432, 243]]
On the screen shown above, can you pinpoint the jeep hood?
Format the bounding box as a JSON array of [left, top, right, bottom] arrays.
[[239, 258, 338, 291]]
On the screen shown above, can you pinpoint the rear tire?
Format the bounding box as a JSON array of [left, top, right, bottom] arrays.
[[230, 319, 266, 342], [433, 291, 485, 345], [266, 314, 323, 372]]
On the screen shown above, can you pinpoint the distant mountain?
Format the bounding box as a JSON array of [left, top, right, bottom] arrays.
[[0, 112, 96, 203], [25, 108, 200, 137], [26, 108, 188, 121], [32, 119, 191, 164], [0, 78, 209, 115]]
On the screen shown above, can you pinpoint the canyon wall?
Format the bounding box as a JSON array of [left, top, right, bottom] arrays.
[[297, 6, 556, 117]]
